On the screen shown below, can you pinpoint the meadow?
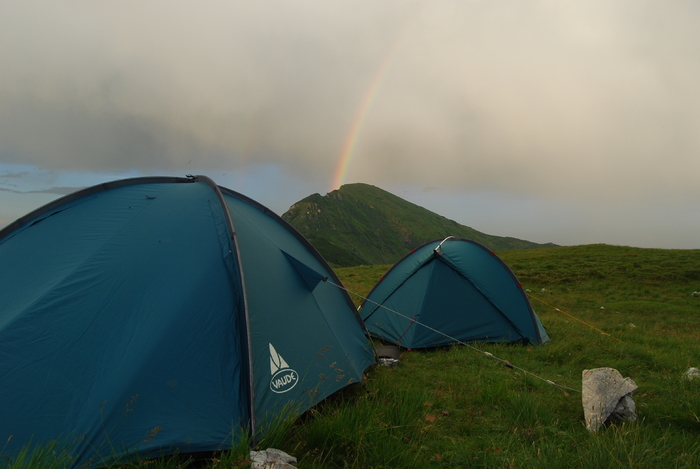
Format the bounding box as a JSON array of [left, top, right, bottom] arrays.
[[7, 244, 700, 468]]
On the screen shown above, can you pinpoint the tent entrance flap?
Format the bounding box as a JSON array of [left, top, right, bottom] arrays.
[[282, 250, 327, 291]]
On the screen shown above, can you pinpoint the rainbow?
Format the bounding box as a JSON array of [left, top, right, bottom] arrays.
[[329, 33, 407, 193], [329, 62, 390, 192]]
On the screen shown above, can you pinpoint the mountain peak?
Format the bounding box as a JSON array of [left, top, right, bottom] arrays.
[[282, 183, 555, 267]]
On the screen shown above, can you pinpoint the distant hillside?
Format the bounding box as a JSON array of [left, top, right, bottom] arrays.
[[282, 183, 556, 267]]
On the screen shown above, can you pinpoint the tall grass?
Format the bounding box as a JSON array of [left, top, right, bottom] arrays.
[[1, 438, 75, 469], [288, 384, 430, 467]]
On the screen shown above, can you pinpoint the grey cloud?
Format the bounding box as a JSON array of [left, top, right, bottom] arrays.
[[1, 1, 700, 203], [0, 0, 413, 178]]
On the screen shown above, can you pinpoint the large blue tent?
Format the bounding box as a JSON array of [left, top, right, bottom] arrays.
[[0, 176, 374, 467], [360, 237, 549, 348]]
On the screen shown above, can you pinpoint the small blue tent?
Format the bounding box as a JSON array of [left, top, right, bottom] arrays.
[[0, 176, 374, 467], [359, 237, 549, 348]]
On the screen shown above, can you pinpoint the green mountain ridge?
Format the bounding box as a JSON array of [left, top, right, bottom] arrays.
[[281, 183, 557, 267]]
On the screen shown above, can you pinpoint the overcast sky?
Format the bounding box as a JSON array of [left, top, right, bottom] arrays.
[[1, 1, 699, 249]]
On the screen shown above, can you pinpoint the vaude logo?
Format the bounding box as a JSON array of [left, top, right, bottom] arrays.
[[269, 343, 299, 394]]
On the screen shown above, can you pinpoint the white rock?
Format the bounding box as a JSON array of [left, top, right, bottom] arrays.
[[685, 367, 700, 380], [378, 357, 399, 367], [582, 367, 638, 432], [250, 448, 297, 469]]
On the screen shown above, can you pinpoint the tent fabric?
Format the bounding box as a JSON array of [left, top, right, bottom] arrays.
[[360, 237, 549, 348], [0, 176, 374, 468]]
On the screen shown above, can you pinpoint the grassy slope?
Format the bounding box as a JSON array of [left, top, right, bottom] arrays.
[[282, 183, 555, 267]]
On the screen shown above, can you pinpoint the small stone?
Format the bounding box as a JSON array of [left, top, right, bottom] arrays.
[[250, 448, 297, 469], [378, 357, 399, 367]]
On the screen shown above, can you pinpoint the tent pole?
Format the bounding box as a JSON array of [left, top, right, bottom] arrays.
[[196, 175, 258, 446]]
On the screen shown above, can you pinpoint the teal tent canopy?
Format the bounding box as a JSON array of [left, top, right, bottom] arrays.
[[359, 237, 549, 348], [0, 176, 374, 468]]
